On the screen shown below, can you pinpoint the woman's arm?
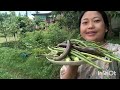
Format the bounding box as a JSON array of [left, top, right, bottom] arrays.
[[60, 65, 79, 79]]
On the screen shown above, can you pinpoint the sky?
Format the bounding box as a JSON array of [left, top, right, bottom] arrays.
[[0, 11, 52, 19]]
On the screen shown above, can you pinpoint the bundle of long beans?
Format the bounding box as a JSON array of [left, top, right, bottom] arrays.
[[46, 39, 120, 71]]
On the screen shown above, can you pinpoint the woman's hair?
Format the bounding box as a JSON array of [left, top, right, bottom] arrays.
[[79, 11, 110, 39]]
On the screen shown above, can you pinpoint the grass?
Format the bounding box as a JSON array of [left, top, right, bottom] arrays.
[[0, 67, 26, 79], [0, 47, 61, 79], [0, 37, 18, 43]]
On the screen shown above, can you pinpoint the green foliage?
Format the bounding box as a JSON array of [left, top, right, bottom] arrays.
[[32, 48, 49, 56], [20, 56, 60, 79], [20, 31, 44, 49], [108, 37, 120, 44], [0, 41, 16, 48], [112, 27, 120, 37], [0, 40, 27, 50], [34, 16, 42, 25], [20, 23, 77, 48], [52, 11, 81, 30], [0, 12, 19, 42], [0, 12, 10, 22], [0, 12, 35, 43], [104, 11, 120, 37], [106, 11, 120, 18], [0, 47, 60, 79], [43, 23, 69, 46], [39, 22, 47, 30], [0, 47, 27, 67], [17, 16, 35, 33]]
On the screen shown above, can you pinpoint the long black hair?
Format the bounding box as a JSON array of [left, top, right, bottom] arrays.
[[79, 11, 110, 39]]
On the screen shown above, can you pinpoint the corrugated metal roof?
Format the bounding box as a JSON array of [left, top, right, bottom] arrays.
[[32, 12, 52, 16]]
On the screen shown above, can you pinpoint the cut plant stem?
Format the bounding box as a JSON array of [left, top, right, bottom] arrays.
[[71, 51, 103, 71], [70, 39, 88, 47], [77, 51, 112, 63]]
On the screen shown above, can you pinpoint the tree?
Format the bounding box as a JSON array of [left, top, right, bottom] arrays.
[[106, 11, 120, 38], [17, 16, 35, 34], [0, 12, 10, 43], [52, 11, 82, 30]]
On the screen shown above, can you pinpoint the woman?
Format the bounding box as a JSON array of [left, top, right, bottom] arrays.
[[60, 11, 120, 79]]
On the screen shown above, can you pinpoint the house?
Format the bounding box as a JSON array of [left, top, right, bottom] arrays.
[[32, 11, 55, 23]]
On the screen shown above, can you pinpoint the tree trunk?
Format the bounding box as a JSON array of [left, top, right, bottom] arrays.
[[13, 33, 16, 41], [4, 35, 7, 43], [26, 11, 28, 17]]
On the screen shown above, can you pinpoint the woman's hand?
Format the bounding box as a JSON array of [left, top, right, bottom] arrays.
[[60, 65, 79, 79]]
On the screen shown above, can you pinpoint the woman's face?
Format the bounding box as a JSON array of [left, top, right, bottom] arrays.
[[80, 11, 107, 42]]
